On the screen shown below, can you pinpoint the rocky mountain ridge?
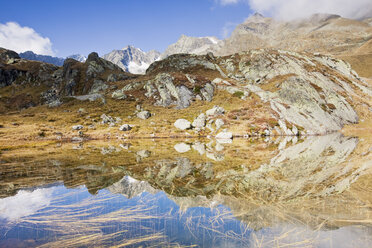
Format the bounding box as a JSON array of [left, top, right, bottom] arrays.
[[105, 13, 372, 77], [219, 13, 372, 56]]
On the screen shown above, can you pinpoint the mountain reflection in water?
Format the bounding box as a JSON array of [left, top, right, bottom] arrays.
[[0, 133, 371, 247]]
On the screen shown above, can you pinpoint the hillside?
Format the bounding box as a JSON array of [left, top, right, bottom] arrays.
[[1, 47, 371, 143]]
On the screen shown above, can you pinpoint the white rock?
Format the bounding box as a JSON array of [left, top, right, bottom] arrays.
[[72, 125, 84, 130], [174, 143, 191, 153], [137, 111, 151, 120], [206, 105, 225, 116], [174, 119, 192, 130], [215, 131, 233, 139], [212, 78, 223, 84], [216, 138, 233, 144], [137, 150, 150, 158], [192, 142, 206, 155], [192, 113, 206, 129], [292, 126, 298, 136], [119, 124, 132, 131], [215, 143, 224, 151], [215, 119, 225, 130], [206, 152, 224, 161]]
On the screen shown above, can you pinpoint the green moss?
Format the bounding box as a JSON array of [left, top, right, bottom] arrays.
[[193, 86, 202, 94], [232, 91, 244, 98]]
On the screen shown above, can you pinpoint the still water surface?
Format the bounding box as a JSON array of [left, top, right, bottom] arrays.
[[1, 133, 371, 247]]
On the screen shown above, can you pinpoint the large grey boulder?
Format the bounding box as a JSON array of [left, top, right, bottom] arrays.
[[174, 119, 192, 130]]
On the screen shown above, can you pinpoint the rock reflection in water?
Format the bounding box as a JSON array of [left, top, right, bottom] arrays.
[[0, 133, 371, 247]]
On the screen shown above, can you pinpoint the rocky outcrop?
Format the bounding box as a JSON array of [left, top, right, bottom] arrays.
[[0, 48, 132, 110], [150, 49, 371, 135]]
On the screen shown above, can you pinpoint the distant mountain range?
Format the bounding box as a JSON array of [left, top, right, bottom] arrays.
[[20, 13, 372, 77], [19, 51, 87, 66]]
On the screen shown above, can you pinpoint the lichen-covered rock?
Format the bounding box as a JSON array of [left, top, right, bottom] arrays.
[[89, 79, 108, 94], [111, 89, 127, 100]]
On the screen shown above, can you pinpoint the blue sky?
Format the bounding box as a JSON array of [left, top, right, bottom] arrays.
[[1, 0, 370, 57], [0, 0, 254, 57]]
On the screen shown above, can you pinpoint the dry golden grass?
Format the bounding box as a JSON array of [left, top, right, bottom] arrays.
[[339, 53, 372, 78], [0, 88, 279, 145]]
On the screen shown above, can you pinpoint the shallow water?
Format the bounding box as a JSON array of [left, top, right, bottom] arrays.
[[1, 133, 371, 247]]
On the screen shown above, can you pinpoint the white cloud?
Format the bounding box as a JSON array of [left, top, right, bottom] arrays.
[[0, 188, 55, 221], [0, 22, 55, 55], [218, 0, 372, 20]]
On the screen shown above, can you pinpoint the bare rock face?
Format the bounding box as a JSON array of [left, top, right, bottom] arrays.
[[232, 49, 364, 135], [161, 35, 222, 59]]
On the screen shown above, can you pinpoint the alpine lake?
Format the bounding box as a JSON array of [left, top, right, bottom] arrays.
[[1, 133, 371, 247]]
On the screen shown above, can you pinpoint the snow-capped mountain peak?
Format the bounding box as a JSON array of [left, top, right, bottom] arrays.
[[67, 54, 87, 62], [103, 46, 160, 74]]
